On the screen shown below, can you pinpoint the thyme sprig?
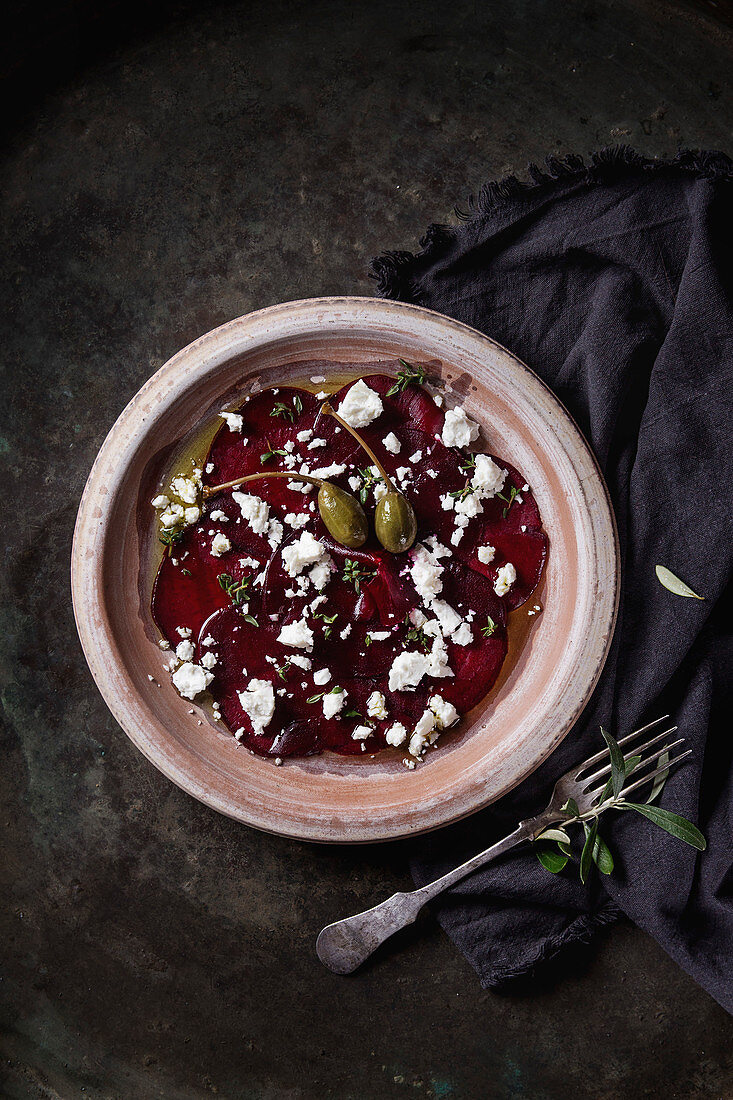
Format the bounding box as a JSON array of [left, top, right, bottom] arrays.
[[307, 684, 343, 705], [356, 465, 384, 504], [533, 727, 706, 882], [459, 453, 477, 473], [403, 614, 431, 651], [387, 359, 427, 396], [497, 484, 519, 518], [159, 527, 185, 554], [343, 559, 377, 594], [261, 437, 288, 465], [481, 615, 497, 638], [449, 482, 474, 502], [313, 610, 338, 638], [269, 396, 303, 422], [217, 573, 251, 606]]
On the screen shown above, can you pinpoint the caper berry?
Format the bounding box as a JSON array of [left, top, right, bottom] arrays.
[[374, 491, 417, 554], [318, 483, 369, 549]]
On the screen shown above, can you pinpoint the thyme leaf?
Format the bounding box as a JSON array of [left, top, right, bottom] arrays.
[[343, 559, 377, 594], [481, 615, 497, 638], [496, 484, 519, 518], [386, 360, 427, 396], [270, 401, 295, 422]]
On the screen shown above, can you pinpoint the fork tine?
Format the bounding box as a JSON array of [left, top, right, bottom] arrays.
[[618, 749, 692, 800], [576, 726, 677, 787], [575, 715, 670, 776], [583, 741, 685, 802]]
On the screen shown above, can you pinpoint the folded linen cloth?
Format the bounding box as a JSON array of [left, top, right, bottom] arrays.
[[371, 147, 733, 1014]]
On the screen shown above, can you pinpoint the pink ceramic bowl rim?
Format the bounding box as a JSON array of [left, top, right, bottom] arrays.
[[72, 297, 619, 843]]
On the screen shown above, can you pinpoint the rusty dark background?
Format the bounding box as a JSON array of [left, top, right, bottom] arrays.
[[2, 0, 732, 1096]]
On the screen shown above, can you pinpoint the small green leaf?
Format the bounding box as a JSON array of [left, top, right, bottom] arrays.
[[481, 616, 497, 638], [580, 819, 598, 884], [536, 827, 571, 845], [621, 803, 706, 850], [647, 750, 670, 804], [535, 845, 569, 874], [561, 797, 580, 819], [591, 831, 614, 875], [557, 840, 573, 858], [306, 693, 324, 704], [270, 401, 295, 422], [387, 360, 426, 396], [623, 754, 642, 779], [242, 615, 259, 627], [655, 565, 704, 600], [180, 568, 191, 576], [601, 726, 625, 799]]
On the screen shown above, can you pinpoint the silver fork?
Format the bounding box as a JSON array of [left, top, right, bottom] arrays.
[[316, 716, 689, 975]]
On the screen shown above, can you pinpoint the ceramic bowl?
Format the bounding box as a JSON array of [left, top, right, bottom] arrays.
[[72, 297, 619, 842]]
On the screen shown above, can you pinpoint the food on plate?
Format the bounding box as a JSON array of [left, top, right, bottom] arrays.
[[150, 361, 548, 766]]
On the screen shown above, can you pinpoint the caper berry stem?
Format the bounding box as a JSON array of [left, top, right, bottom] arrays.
[[203, 471, 324, 499], [320, 402, 396, 491]]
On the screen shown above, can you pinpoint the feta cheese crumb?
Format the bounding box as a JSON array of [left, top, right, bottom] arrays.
[[351, 724, 372, 741], [366, 691, 388, 720], [296, 428, 313, 442], [307, 437, 327, 450], [277, 619, 315, 651], [281, 531, 326, 576], [382, 431, 401, 455], [200, 651, 218, 670], [211, 532, 231, 557], [337, 379, 384, 428], [232, 491, 270, 536], [175, 640, 195, 661], [429, 694, 459, 729], [385, 722, 408, 747], [410, 543, 444, 602], [368, 630, 391, 643], [313, 668, 331, 686], [388, 651, 430, 692], [209, 509, 229, 522], [409, 709, 437, 756], [176, 627, 192, 638], [452, 622, 473, 646], [237, 679, 275, 735], [323, 687, 346, 720], [440, 493, 454, 511], [477, 544, 496, 564], [158, 638, 170, 650], [152, 494, 170, 509], [339, 624, 352, 640], [170, 476, 199, 504], [289, 654, 312, 670], [284, 512, 309, 529], [494, 562, 517, 597], [171, 662, 214, 700], [471, 454, 506, 496], [409, 450, 423, 464], [220, 411, 244, 432], [441, 407, 480, 449]]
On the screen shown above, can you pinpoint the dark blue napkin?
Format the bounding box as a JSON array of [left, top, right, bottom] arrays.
[[371, 147, 733, 1014]]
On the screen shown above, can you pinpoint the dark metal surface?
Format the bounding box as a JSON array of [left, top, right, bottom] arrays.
[[1, 1, 732, 1096]]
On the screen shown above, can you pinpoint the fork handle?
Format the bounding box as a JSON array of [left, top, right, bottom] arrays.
[[316, 819, 547, 974]]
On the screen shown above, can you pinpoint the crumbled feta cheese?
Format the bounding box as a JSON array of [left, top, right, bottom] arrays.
[[450, 527, 465, 546], [296, 429, 313, 443], [283, 441, 295, 453], [367, 691, 388, 720], [289, 654, 312, 670], [176, 627, 192, 638], [232, 491, 270, 536], [409, 543, 444, 602], [477, 544, 496, 564], [267, 519, 284, 549], [382, 432, 401, 455], [171, 662, 214, 700], [277, 619, 315, 651], [452, 622, 473, 646], [351, 724, 372, 741], [455, 492, 484, 518], [310, 375, 326, 384], [494, 562, 517, 597], [409, 710, 437, 756], [307, 437, 327, 450], [337, 379, 384, 428], [409, 450, 423, 464], [311, 462, 347, 480], [316, 390, 329, 401], [385, 722, 408, 747], [374, 480, 388, 503], [440, 493, 454, 512], [282, 531, 327, 577], [200, 651, 217, 670], [152, 494, 170, 509], [239, 556, 259, 569], [471, 454, 506, 496], [175, 640, 195, 661], [441, 407, 480, 449], [429, 600, 462, 638], [237, 679, 275, 735], [211, 532, 231, 557], [205, 463, 214, 474], [309, 556, 335, 590], [340, 624, 352, 640], [348, 475, 361, 492], [170, 476, 199, 504], [159, 504, 185, 528], [158, 638, 170, 650], [313, 668, 331, 686], [433, 393, 444, 407], [209, 509, 229, 522], [220, 411, 244, 432], [323, 687, 346, 719], [284, 512, 309, 529], [184, 506, 200, 525], [368, 630, 392, 643], [409, 608, 427, 627], [426, 469, 438, 479], [423, 536, 451, 560], [388, 651, 430, 692], [429, 694, 459, 729]]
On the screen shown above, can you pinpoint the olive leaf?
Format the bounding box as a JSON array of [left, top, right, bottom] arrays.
[[579, 819, 598, 884], [655, 565, 704, 600], [601, 726, 625, 799], [535, 845, 569, 874], [620, 803, 706, 850], [591, 832, 614, 875], [647, 750, 670, 804], [536, 827, 571, 845]]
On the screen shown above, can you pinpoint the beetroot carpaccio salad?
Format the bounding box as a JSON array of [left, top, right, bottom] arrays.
[[150, 361, 548, 768]]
